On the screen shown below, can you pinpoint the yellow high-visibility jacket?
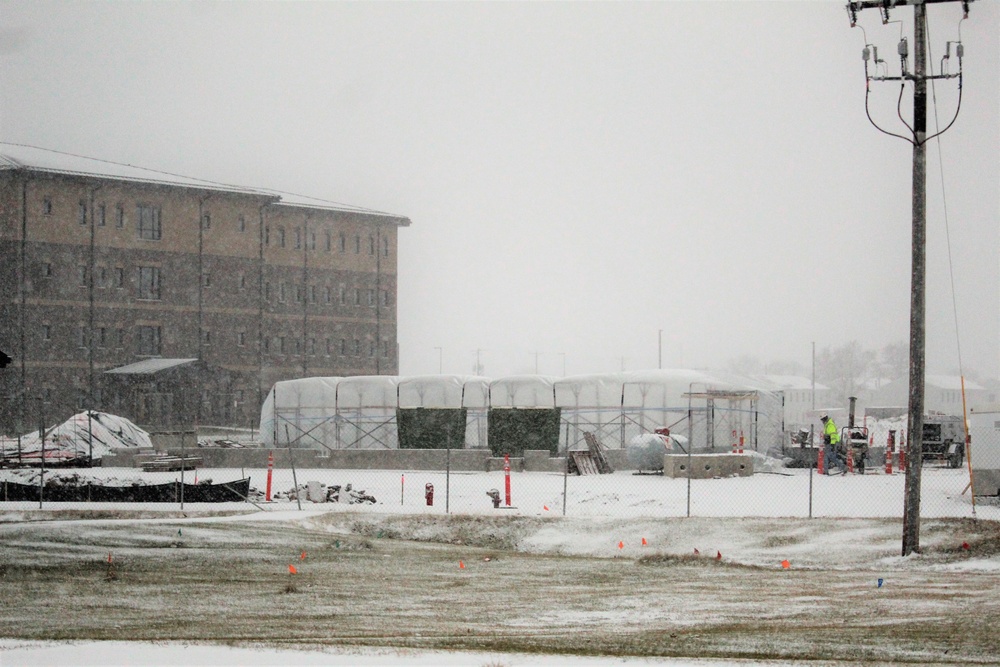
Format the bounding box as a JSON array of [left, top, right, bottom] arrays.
[[824, 418, 840, 445]]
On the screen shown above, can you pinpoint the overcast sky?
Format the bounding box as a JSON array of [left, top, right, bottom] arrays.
[[1, 0, 996, 380]]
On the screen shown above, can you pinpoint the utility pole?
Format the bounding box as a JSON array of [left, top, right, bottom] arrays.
[[845, 0, 973, 556]]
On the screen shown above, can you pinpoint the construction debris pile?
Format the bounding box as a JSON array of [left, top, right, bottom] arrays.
[[0, 412, 152, 466]]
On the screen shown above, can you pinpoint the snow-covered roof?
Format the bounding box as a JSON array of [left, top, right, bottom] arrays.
[[0, 143, 269, 196], [104, 358, 198, 375], [758, 375, 828, 391], [925, 375, 986, 391], [0, 142, 410, 222]]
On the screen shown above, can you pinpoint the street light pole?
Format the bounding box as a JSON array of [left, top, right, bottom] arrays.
[[658, 329, 663, 370]]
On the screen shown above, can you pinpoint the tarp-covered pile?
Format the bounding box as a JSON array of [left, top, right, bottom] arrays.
[[0, 411, 152, 465]]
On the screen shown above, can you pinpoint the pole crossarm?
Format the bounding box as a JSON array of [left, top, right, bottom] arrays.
[[848, 0, 973, 26]]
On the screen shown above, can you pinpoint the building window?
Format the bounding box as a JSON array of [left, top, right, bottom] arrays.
[[354, 288, 361, 305], [201, 212, 211, 230], [41, 262, 52, 278], [263, 337, 270, 354], [138, 266, 161, 300], [116, 328, 126, 348], [238, 215, 246, 232], [367, 289, 375, 306], [42, 197, 52, 216], [310, 232, 316, 251], [369, 236, 375, 255], [383, 237, 389, 256], [278, 337, 286, 354], [339, 285, 346, 305], [237, 331, 246, 347], [202, 329, 211, 346], [309, 285, 316, 303], [294, 228, 302, 250], [339, 338, 346, 356], [78, 265, 87, 287], [325, 231, 331, 252], [265, 282, 271, 301], [324, 286, 331, 304], [369, 340, 375, 357], [382, 340, 389, 358], [339, 233, 346, 252], [97, 327, 106, 348], [97, 203, 106, 227], [309, 338, 316, 355], [265, 226, 270, 245], [295, 286, 302, 304], [202, 273, 211, 288], [137, 326, 161, 356], [278, 227, 285, 248], [381, 290, 390, 306], [326, 338, 332, 356], [279, 282, 286, 303], [137, 205, 162, 240], [239, 273, 246, 290], [78, 201, 87, 225], [115, 204, 125, 228], [294, 339, 301, 354], [77, 326, 87, 348], [353, 339, 361, 356], [41, 324, 51, 341], [354, 235, 360, 254], [115, 267, 125, 289], [97, 266, 107, 289]]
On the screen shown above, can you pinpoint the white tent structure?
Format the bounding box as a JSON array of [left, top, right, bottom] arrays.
[[259, 370, 784, 452]]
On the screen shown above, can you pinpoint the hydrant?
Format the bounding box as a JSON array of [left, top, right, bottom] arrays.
[[486, 488, 501, 509], [424, 482, 434, 506]]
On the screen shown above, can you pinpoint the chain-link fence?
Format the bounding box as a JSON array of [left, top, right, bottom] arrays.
[[2, 405, 994, 522]]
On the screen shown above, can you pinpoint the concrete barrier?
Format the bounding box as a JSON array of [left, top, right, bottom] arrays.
[[663, 453, 753, 479]]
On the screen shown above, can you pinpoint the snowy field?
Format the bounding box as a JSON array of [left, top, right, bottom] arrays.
[[1, 463, 998, 666]]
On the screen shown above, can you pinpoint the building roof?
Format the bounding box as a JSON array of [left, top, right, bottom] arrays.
[[104, 358, 199, 375], [758, 375, 828, 391], [0, 142, 411, 224]]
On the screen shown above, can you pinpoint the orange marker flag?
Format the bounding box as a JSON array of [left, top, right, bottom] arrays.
[[288, 564, 297, 574], [459, 561, 465, 569], [618, 541, 624, 550], [543, 505, 550, 511], [715, 551, 722, 561], [107, 552, 113, 564], [641, 537, 648, 546], [300, 551, 307, 560], [781, 560, 790, 569], [693, 548, 700, 556]]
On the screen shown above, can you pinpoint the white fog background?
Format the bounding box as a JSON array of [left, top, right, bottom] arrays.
[[1, 0, 996, 380]]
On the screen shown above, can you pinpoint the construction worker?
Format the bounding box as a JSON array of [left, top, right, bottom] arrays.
[[820, 414, 846, 474]]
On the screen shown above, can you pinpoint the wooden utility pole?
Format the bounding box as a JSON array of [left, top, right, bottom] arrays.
[[845, 0, 973, 555]]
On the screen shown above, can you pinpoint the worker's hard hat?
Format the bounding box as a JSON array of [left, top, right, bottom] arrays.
[[820, 414, 829, 421]]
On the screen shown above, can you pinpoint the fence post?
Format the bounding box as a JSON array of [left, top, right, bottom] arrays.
[[285, 425, 301, 510]]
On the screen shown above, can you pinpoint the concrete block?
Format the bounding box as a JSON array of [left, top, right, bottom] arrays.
[[307, 481, 326, 503], [663, 454, 752, 479]]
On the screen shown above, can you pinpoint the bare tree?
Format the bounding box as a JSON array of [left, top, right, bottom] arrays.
[[815, 341, 876, 406]]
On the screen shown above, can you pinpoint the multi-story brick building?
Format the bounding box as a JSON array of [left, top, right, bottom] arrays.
[[0, 144, 409, 434]]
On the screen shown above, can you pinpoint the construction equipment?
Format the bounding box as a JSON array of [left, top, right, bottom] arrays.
[[921, 414, 965, 468]]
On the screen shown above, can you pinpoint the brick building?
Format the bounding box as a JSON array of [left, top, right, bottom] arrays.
[[0, 145, 409, 433]]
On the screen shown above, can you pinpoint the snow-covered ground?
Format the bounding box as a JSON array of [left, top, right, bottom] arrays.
[[1, 458, 991, 521], [1, 460, 996, 666], [0, 641, 850, 667]]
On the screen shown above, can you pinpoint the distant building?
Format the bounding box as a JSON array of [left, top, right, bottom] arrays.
[[0, 145, 410, 433], [757, 375, 830, 428], [868, 375, 997, 417]]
